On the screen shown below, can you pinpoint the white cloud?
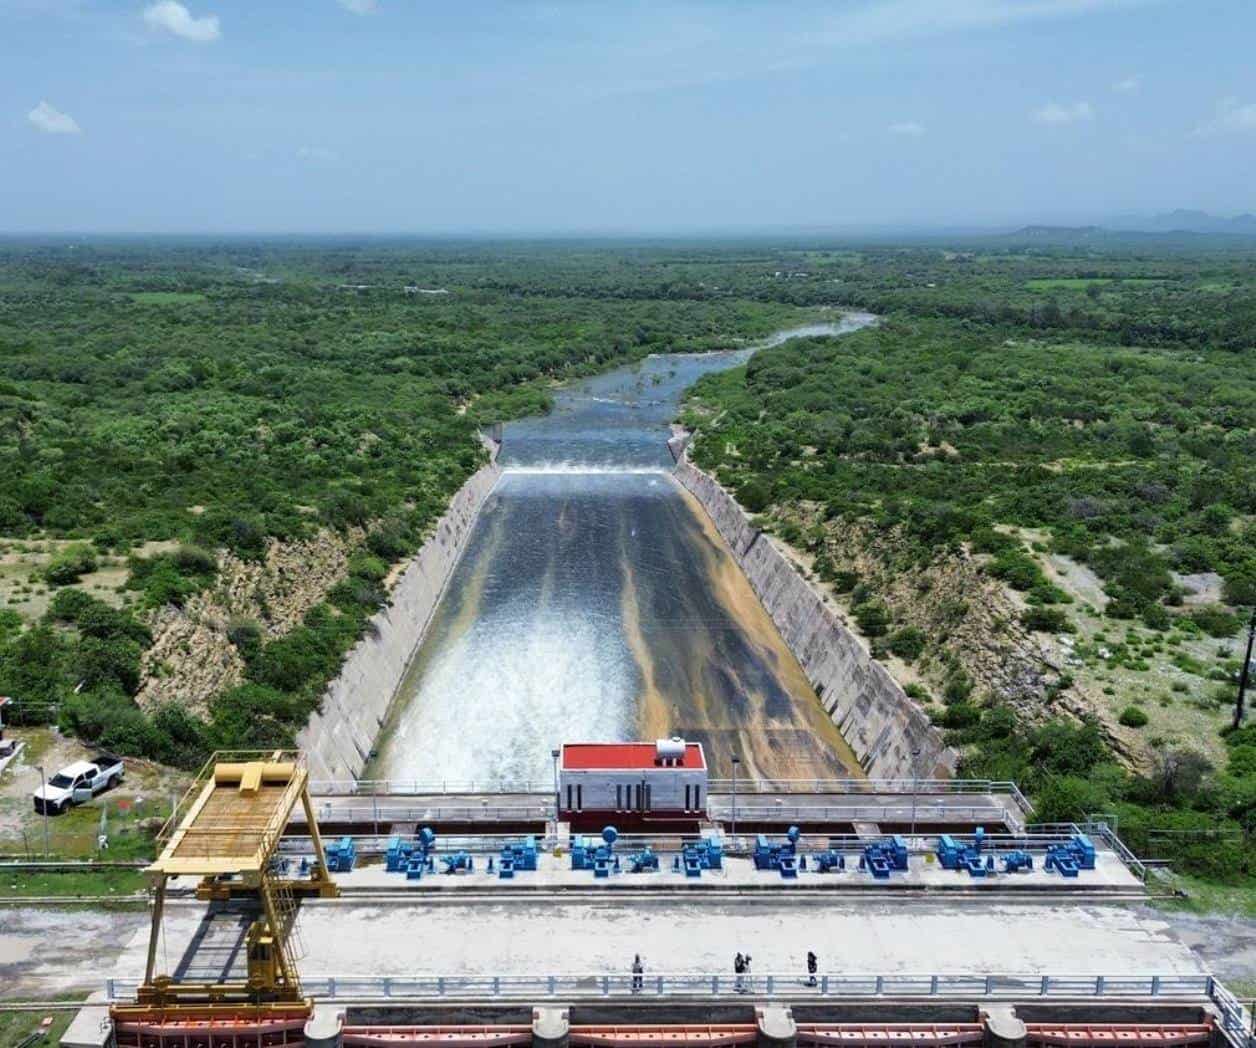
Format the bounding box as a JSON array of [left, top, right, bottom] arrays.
[[1194, 97, 1256, 137], [888, 121, 925, 136], [297, 146, 339, 163], [1112, 74, 1141, 93], [337, 0, 377, 12], [27, 100, 81, 135], [1032, 100, 1094, 125], [143, 1, 220, 42]]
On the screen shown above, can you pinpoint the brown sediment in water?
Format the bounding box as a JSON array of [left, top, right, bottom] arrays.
[[674, 479, 862, 778]]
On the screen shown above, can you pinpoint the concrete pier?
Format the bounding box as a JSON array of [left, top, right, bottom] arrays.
[[757, 1006, 798, 1048], [982, 1006, 1027, 1048], [532, 1007, 571, 1048]]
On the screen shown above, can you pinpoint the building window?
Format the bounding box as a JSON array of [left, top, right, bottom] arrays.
[[644, 784, 651, 812], [566, 784, 573, 811], [616, 784, 623, 811], [576, 784, 583, 812], [694, 785, 701, 811]]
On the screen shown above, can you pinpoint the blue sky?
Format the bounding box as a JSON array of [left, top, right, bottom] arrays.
[[3, 0, 1255, 233]]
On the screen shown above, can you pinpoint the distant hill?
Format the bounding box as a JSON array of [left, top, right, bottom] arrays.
[[1108, 209, 1256, 235], [989, 221, 1256, 249]]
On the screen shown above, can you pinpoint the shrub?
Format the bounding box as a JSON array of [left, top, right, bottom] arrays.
[[737, 476, 772, 513], [44, 544, 97, 586], [1190, 606, 1241, 639], [226, 617, 263, 662], [830, 570, 859, 593], [888, 626, 926, 661], [1021, 607, 1072, 633], [127, 546, 218, 609], [853, 601, 891, 637], [989, 551, 1043, 591], [1118, 705, 1149, 728], [943, 669, 973, 705]]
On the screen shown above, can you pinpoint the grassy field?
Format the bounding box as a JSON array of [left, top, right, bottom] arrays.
[[0, 1009, 76, 1048]]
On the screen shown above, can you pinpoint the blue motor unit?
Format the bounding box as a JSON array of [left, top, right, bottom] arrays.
[[859, 836, 908, 879], [754, 826, 802, 877], [1045, 833, 1095, 877], [324, 836, 356, 873], [499, 835, 538, 878], [386, 827, 436, 878]]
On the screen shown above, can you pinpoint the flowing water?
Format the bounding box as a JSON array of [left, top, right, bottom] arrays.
[[368, 314, 875, 784]]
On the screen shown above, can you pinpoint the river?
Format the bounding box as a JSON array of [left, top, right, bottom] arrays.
[[367, 314, 875, 785]]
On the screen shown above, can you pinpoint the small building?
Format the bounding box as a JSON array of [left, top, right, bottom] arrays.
[[558, 738, 708, 831]]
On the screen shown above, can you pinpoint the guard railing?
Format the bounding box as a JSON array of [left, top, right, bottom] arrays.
[[308, 778, 1033, 814]]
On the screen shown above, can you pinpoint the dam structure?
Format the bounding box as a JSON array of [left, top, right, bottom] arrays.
[[365, 317, 885, 786]]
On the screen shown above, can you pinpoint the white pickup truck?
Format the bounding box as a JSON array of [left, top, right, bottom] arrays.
[[32, 753, 125, 815]]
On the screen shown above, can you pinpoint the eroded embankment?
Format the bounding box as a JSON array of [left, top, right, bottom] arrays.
[[670, 435, 957, 779], [297, 449, 503, 781]]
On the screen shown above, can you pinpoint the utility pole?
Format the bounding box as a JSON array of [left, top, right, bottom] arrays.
[[36, 765, 49, 859], [1235, 607, 1256, 732], [731, 756, 740, 843], [551, 748, 561, 821], [909, 746, 922, 843]]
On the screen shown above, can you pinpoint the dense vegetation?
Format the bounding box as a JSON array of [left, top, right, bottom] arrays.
[[685, 316, 1256, 615]]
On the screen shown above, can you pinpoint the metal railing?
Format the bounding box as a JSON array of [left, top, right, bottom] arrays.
[[101, 970, 1237, 1004], [308, 778, 1031, 809], [708, 803, 1013, 825], [295, 803, 552, 825], [96, 972, 1254, 1048]]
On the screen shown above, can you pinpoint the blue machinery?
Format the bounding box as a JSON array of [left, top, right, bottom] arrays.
[[324, 836, 357, 873], [569, 826, 722, 878], [859, 836, 909, 879], [754, 826, 803, 878], [367, 825, 1097, 882], [1045, 833, 1096, 877], [495, 836, 538, 879], [385, 828, 538, 879], [386, 827, 436, 879], [937, 828, 1093, 878]]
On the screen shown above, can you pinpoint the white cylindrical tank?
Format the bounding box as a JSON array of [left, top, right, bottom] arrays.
[[656, 737, 686, 762]]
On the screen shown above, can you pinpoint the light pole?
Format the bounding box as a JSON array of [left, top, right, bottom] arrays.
[[909, 746, 922, 844], [1234, 608, 1256, 732], [730, 756, 740, 842], [36, 765, 49, 859], [551, 748, 561, 821]]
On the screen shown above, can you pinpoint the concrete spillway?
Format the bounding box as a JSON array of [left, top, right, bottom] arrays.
[[364, 320, 873, 785]]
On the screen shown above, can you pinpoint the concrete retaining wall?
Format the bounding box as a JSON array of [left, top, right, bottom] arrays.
[[670, 440, 956, 779], [298, 450, 503, 782]]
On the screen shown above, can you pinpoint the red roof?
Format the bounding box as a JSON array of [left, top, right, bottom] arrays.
[[561, 742, 706, 771]]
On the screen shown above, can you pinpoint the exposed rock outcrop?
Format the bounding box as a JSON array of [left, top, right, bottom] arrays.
[[135, 526, 365, 715]]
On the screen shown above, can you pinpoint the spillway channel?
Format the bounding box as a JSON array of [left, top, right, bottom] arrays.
[[367, 317, 873, 784]]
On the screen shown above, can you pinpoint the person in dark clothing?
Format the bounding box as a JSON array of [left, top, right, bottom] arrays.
[[806, 951, 818, 986], [734, 952, 746, 993], [632, 954, 644, 993]]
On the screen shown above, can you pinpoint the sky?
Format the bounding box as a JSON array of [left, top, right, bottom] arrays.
[[2, 0, 1255, 234]]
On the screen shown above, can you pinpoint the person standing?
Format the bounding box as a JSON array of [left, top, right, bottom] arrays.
[[632, 954, 644, 993], [806, 951, 818, 987], [734, 952, 746, 993]]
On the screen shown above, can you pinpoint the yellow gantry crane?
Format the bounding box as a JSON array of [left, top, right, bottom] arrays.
[[110, 751, 338, 1031]]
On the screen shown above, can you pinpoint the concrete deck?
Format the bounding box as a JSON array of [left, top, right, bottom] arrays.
[[112, 895, 1204, 988]]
